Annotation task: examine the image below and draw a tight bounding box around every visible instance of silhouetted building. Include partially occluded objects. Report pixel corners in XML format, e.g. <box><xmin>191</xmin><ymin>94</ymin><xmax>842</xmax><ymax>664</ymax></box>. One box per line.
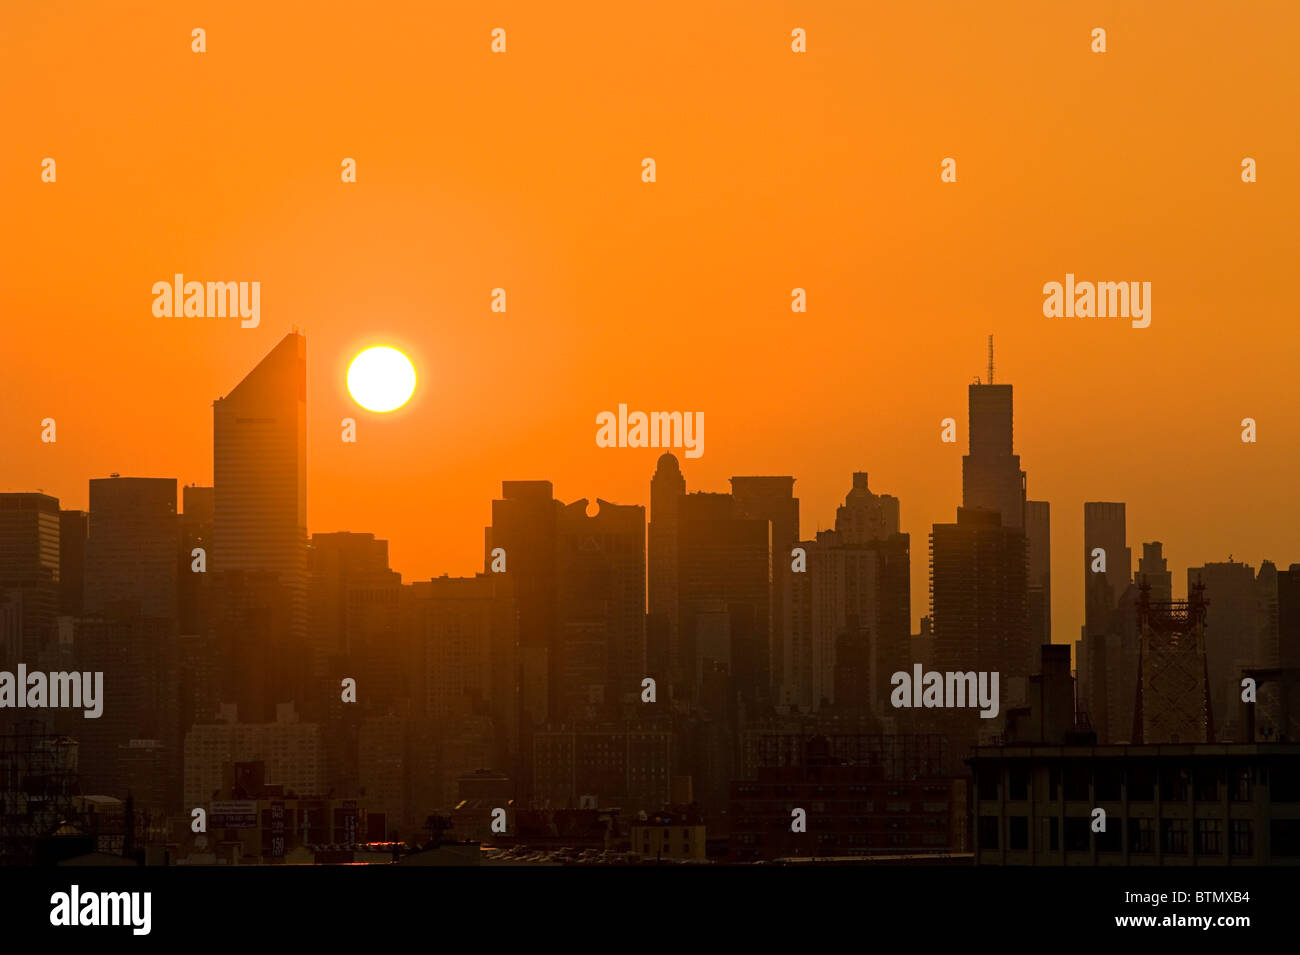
<box><xmin>308</xmin><ymin>531</ymin><xmax>403</xmax><ymax>708</ymax></box>
<box><xmin>178</xmin><ymin>485</ymin><xmax>213</xmax><ymax>637</ymax></box>
<box><xmin>213</xmin><ymin>331</ymin><xmax>308</xmax><ymax>678</ymax></box>
<box><xmin>961</xmin><ymin>351</ymin><xmax>1025</xmax><ymax>530</ymax></box>
<box><xmin>533</xmin><ymin>722</ymin><xmax>672</xmax><ymax>813</ymax></box>
<box><xmin>81</xmin><ymin>476</ymin><xmax>180</xmax><ymax>804</ymax></box>
<box><xmin>730</xmin><ymin>743</ymin><xmax>967</xmax><ymax>861</ymax></box>
<box><xmin>1083</xmin><ymin>503</ymin><xmax>1130</xmax><ymax>634</ymax></box>
<box><xmin>0</xmin><ymin>493</ymin><xmax>61</xmax><ymax>662</ymax></box>
<box><xmin>85</xmin><ymin>476</ymin><xmax>178</xmax><ymax>622</ymax></box>
<box><xmin>677</xmin><ymin>492</ymin><xmax>771</xmax><ymax>712</ymax></box>
<box><xmin>648</xmin><ymin>454</ymin><xmax>686</xmax><ymax>696</ymax></box>
<box><xmin>1136</xmin><ymin>541</ymin><xmax>1172</xmax><ymax>602</ymax></box>
<box><xmin>1025</xmin><ymin>500</ymin><xmax>1051</xmax><ymax>646</ymax></box>
<box><xmin>1191</xmin><ymin>559</ymin><xmax>1259</xmax><ymax>742</ymax></box>
<box><xmin>730</xmin><ymin>475</ymin><xmax>798</xmax><ymax>713</ymax></box>
<box><xmin>930</xmin><ymin>506</ymin><xmax>1032</xmax><ymax>686</ymax></box>
<box><xmin>555</xmin><ymin>499</ymin><xmax>645</xmax><ymax>721</ymax></box>
<box><xmin>1079</xmin><ymin>502</ymin><xmax>1131</xmax><ymax>741</ymax></box>
<box><xmin>791</xmin><ymin>474</ymin><xmax>910</xmax><ymax>717</ymax></box>
<box><xmin>971</xmin><ymin>742</ymin><xmax>1300</xmax><ymax>865</ymax></box>
<box><xmin>57</xmin><ymin>509</ymin><xmax>86</xmax><ymax>619</ymax></box>
<box><xmin>183</xmin><ymin>702</ymin><xmax>324</xmax><ymax>811</ymax></box>
<box><xmin>486</xmin><ymin>481</ymin><xmax>560</xmax><ymax>728</ymax></box>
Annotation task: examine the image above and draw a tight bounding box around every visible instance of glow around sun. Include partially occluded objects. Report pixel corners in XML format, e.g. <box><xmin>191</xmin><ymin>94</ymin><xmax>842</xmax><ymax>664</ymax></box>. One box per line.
<box><xmin>347</xmin><ymin>346</ymin><xmax>416</xmax><ymax>412</ymax></box>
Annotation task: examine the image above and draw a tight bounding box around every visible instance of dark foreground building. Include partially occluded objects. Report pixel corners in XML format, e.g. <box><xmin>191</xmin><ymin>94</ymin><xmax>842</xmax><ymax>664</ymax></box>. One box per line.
<box><xmin>969</xmin><ymin>742</ymin><xmax>1300</xmax><ymax>865</ymax></box>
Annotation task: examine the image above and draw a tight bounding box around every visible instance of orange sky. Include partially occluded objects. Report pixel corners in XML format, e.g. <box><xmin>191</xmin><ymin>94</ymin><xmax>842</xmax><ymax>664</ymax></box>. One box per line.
<box><xmin>3</xmin><ymin>1</ymin><xmax>1298</xmax><ymax>645</ymax></box>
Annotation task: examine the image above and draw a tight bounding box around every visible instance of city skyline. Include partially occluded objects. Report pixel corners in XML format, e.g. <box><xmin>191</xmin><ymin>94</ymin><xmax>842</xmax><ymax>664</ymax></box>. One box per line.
<box><xmin>6</xmin><ymin>4</ymin><xmax>1298</xmax><ymax>651</ymax></box>
<box><xmin>5</xmin><ymin>329</ymin><xmax>1289</xmax><ymax>653</ymax></box>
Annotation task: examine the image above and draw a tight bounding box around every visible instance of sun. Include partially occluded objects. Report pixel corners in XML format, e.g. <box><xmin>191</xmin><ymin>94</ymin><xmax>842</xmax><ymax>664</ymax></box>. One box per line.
<box><xmin>347</xmin><ymin>346</ymin><xmax>416</xmax><ymax>412</ymax></box>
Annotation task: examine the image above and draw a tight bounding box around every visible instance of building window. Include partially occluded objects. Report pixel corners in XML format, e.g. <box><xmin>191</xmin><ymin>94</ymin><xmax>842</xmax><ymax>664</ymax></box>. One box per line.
<box><xmin>1064</xmin><ymin>816</ymin><xmax>1090</xmax><ymax>852</ymax></box>
<box><xmin>1009</xmin><ymin>766</ymin><xmax>1029</xmax><ymax>801</ymax></box>
<box><xmin>1230</xmin><ymin>819</ymin><xmax>1253</xmax><ymax>856</ymax></box>
<box><xmin>1194</xmin><ymin>768</ymin><xmax>1222</xmax><ymax>803</ymax></box>
<box><xmin>1195</xmin><ymin>819</ymin><xmax>1222</xmax><ymax>855</ymax></box>
<box><xmin>1127</xmin><ymin>817</ymin><xmax>1154</xmax><ymax>854</ymax></box>
<box><xmin>1097</xmin><ymin>818</ymin><xmax>1122</xmax><ymax>853</ymax></box>
<box><xmin>1046</xmin><ymin>817</ymin><xmax>1059</xmax><ymax>851</ymax></box>
<box><xmin>1008</xmin><ymin>816</ymin><xmax>1028</xmax><ymax>850</ymax></box>
<box><xmin>977</xmin><ymin>768</ymin><xmax>999</xmax><ymax>801</ymax></box>
<box><xmin>1064</xmin><ymin>766</ymin><xmax>1090</xmax><ymax>802</ymax></box>
<box><xmin>1160</xmin><ymin>819</ymin><xmax>1187</xmax><ymax>854</ymax></box>
<box><xmin>1095</xmin><ymin>763</ymin><xmax>1122</xmax><ymax>802</ymax></box>
<box><xmin>978</xmin><ymin>816</ymin><xmax>999</xmax><ymax>850</ymax></box>
<box><xmin>1127</xmin><ymin>766</ymin><xmax>1155</xmax><ymax>802</ymax></box>
<box><xmin>1230</xmin><ymin>766</ymin><xmax>1253</xmax><ymax>802</ymax></box>
<box><xmin>1159</xmin><ymin>768</ymin><xmax>1189</xmax><ymax>803</ymax></box>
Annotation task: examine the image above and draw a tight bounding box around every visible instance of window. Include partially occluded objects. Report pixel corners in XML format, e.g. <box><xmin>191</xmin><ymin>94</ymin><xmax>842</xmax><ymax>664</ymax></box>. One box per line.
<box><xmin>1128</xmin><ymin>818</ymin><xmax>1154</xmax><ymax>854</ymax></box>
<box><xmin>1194</xmin><ymin>768</ymin><xmax>1222</xmax><ymax>803</ymax></box>
<box><xmin>978</xmin><ymin>816</ymin><xmax>999</xmax><ymax>850</ymax></box>
<box><xmin>1230</xmin><ymin>819</ymin><xmax>1253</xmax><ymax>856</ymax></box>
<box><xmin>1065</xmin><ymin>817</ymin><xmax>1090</xmax><ymax>852</ymax></box>
<box><xmin>1128</xmin><ymin>765</ymin><xmax>1155</xmax><ymax>802</ymax></box>
<box><xmin>1095</xmin><ymin>763</ymin><xmax>1122</xmax><ymax>802</ymax></box>
<box><xmin>1046</xmin><ymin>817</ymin><xmax>1059</xmax><ymax>851</ymax></box>
<box><xmin>1097</xmin><ymin>818</ymin><xmax>1122</xmax><ymax>853</ymax></box>
<box><xmin>1009</xmin><ymin>766</ymin><xmax>1029</xmax><ymax>801</ymax></box>
<box><xmin>1160</xmin><ymin>819</ymin><xmax>1187</xmax><ymax>854</ymax></box>
<box><xmin>1064</xmin><ymin>766</ymin><xmax>1090</xmax><ymax>802</ymax></box>
<box><xmin>1230</xmin><ymin>765</ymin><xmax>1253</xmax><ymax>802</ymax></box>
<box><xmin>1009</xmin><ymin>816</ymin><xmax>1028</xmax><ymax>850</ymax></box>
<box><xmin>1159</xmin><ymin>767</ymin><xmax>1189</xmax><ymax>802</ymax></box>
<box><xmin>1049</xmin><ymin>767</ymin><xmax>1061</xmax><ymax>801</ymax></box>
<box><xmin>1195</xmin><ymin>819</ymin><xmax>1222</xmax><ymax>855</ymax></box>
<box><xmin>978</xmin><ymin>768</ymin><xmax>999</xmax><ymax>801</ymax></box>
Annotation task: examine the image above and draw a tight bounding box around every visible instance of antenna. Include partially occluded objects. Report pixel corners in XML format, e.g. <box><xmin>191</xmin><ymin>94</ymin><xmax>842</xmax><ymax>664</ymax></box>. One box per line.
<box><xmin>987</xmin><ymin>334</ymin><xmax>994</xmax><ymax>385</ymax></box>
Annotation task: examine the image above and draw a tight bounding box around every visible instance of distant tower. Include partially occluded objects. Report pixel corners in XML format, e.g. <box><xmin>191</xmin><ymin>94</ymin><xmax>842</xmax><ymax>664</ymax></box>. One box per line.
<box><xmin>649</xmin><ymin>454</ymin><xmax>686</xmax><ymax>696</ymax></box>
<box><xmin>1133</xmin><ymin>582</ymin><xmax>1213</xmax><ymax>743</ymax></box>
<box><xmin>962</xmin><ymin>338</ymin><xmax>1026</xmax><ymax>529</ymax></box>
<box><xmin>213</xmin><ymin>332</ymin><xmax>308</xmax><ymax>648</ymax></box>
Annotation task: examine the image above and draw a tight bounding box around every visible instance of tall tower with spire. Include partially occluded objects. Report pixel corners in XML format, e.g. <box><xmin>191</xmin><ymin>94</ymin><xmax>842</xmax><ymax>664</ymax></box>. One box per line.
<box><xmin>961</xmin><ymin>336</ymin><xmax>1026</xmax><ymax>529</ymax></box>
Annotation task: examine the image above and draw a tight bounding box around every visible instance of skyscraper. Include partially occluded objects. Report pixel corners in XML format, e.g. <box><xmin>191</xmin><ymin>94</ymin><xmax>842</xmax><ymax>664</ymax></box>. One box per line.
<box><xmin>213</xmin><ymin>332</ymin><xmax>308</xmax><ymax>651</ymax></box>
<box><xmin>795</xmin><ymin>474</ymin><xmax>910</xmax><ymax>717</ymax></box>
<box><xmin>961</xmin><ymin>344</ymin><xmax>1026</xmax><ymax>530</ymax></box>
<box><xmin>555</xmin><ymin>498</ymin><xmax>645</xmax><ymax>722</ymax></box>
<box><xmin>1079</xmin><ymin>502</ymin><xmax>1131</xmax><ymax>740</ymax></box>
<box><xmin>677</xmin><ymin>492</ymin><xmax>772</xmax><ymax>709</ymax></box>
<box><xmin>1135</xmin><ymin>541</ymin><xmax>1173</xmax><ymax>602</ymax></box>
<box><xmin>1189</xmin><ymin>559</ymin><xmax>1259</xmax><ymax>742</ymax></box>
<box><xmin>1083</xmin><ymin>502</ymin><xmax>1130</xmax><ymax>635</ymax></box>
<box><xmin>730</xmin><ymin>475</ymin><xmax>798</xmax><ymax>710</ymax></box>
<box><xmin>58</xmin><ymin>508</ymin><xmax>87</xmax><ymax>619</ymax></box>
<box><xmin>930</xmin><ymin>507</ymin><xmax>1032</xmax><ymax>684</ymax></box>
<box><xmin>308</xmin><ymin>532</ymin><xmax>404</xmax><ymax>706</ymax></box>
<box><xmin>0</xmin><ymin>493</ymin><xmax>61</xmax><ymax>661</ymax></box>
<box><xmin>1025</xmin><ymin>500</ymin><xmax>1051</xmax><ymax>646</ymax></box>
<box><xmin>648</xmin><ymin>453</ymin><xmax>686</xmax><ymax>694</ymax></box>
<box><xmin>85</xmin><ymin>476</ymin><xmax>178</xmax><ymax>622</ymax></box>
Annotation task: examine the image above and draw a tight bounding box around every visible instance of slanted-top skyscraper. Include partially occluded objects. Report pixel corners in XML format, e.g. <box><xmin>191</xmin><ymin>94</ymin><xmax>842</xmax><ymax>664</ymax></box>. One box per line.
<box><xmin>213</xmin><ymin>332</ymin><xmax>308</xmax><ymax>655</ymax></box>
